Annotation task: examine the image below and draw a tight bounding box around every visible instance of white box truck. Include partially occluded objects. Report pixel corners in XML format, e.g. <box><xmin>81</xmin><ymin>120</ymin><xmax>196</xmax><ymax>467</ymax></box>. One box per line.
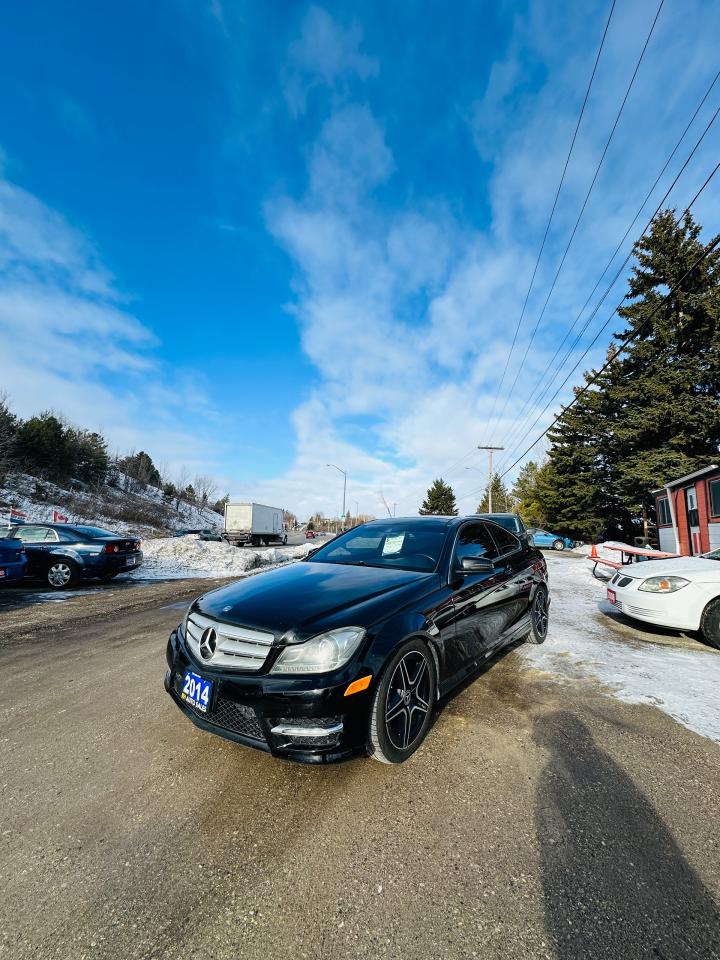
<box><xmin>223</xmin><ymin>502</ymin><xmax>288</xmax><ymax>547</ymax></box>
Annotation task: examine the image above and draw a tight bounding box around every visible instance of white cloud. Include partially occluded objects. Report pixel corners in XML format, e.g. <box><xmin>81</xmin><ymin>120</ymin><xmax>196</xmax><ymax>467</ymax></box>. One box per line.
<box><xmin>255</xmin><ymin>0</ymin><xmax>720</xmax><ymax>518</ymax></box>
<box><xmin>0</xmin><ymin>167</ymin><xmax>225</xmax><ymax>482</ymax></box>
<box><xmin>283</xmin><ymin>5</ymin><xmax>378</xmax><ymax>115</ymax></box>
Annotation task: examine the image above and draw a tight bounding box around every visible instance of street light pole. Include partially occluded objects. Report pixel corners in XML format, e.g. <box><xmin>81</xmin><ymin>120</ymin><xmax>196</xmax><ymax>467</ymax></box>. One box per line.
<box><xmin>326</xmin><ymin>464</ymin><xmax>347</xmax><ymax>526</ymax></box>
<box><xmin>477</xmin><ymin>445</ymin><xmax>504</xmax><ymax>514</ymax></box>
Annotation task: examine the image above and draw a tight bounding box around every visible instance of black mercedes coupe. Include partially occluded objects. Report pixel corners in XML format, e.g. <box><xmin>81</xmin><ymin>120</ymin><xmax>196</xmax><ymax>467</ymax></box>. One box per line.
<box><xmin>164</xmin><ymin>515</ymin><xmax>550</xmax><ymax>764</ymax></box>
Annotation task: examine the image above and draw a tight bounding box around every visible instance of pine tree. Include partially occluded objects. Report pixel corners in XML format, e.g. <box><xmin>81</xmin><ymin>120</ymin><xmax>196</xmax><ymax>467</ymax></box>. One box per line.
<box><xmin>541</xmin><ymin>209</ymin><xmax>720</xmax><ymax>540</ymax></box>
<box><xmin>475</xmin><ymin>473</ymin><xmax>512</xmax><ymax>513</ymax></box>
<box><xmin>609</xmin><ymin>210</ymin><xmax>720</xmax><ymax>521</ymax></box>
<box><xmin>419</xmin><ymin>478</ymin><xmax>458</xmax><ymax>515</ymax></box>
<box><xmin>511</xmin><ymin>461</ymin><xmax>547</xmax><ymax>526</ymax></box>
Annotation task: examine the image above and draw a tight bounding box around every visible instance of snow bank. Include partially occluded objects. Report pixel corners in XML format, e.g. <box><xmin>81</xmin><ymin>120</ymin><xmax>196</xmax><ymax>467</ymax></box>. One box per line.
<box><xmin>129</xmin><ymin>536</ymin><xmax>314</xmax><ymax>580</ymax></box>
<box><xmin>520</xmin><ymin>553</ymin><xmax>720</xmax><ymax>744</ymax></box>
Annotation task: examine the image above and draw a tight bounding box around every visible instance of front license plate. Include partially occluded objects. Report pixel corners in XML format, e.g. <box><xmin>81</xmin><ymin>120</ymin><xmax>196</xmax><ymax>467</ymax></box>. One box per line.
<box><xmin>607</xmin><ymin>588</ymin><xmax>616</xmax><ymax>605</ymax></box>
<box><xmin>181</xmin><ymin>670</ymin><xmax>213</xmax><ymax>713</ymax></box>
<box><xmin>126</xmin><ymin>557</ymin><xmax>136</xmax><ymax>565</ymax></box>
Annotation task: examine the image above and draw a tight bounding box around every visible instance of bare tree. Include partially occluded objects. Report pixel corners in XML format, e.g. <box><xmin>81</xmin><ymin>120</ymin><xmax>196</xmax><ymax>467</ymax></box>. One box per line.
<box><xmin>194</xmin><ymin>474</ymin><xmax>217</xmax><ymax>509</ymax></box>
<box><xmin>174</xmin><ymin>466</ymin><xmax>190</xmax><ymax>510</ymax></box>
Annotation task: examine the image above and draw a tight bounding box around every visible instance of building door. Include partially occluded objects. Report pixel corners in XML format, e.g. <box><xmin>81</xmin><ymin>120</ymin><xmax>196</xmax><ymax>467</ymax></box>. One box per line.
<box><xmin>686</xmin><ymin>487</ymin><xmax>701</xmax><ymax>555</ymax></box>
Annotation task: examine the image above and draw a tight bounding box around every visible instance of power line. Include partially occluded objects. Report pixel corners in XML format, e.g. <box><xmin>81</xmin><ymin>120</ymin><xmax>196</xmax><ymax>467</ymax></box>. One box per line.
<box><xmin>454</xmin><ymin>159</ymin><xmax>720</xmax><ymax>502</ymax></box>
<box><xmin>487</xmin><ymin>0</ymin><xmax>665</xmax><ymax>444</ymax></box>
<box><xmin>498</xmin><ymin>232</ymin><xmax>720</xmax><ymax>480</ymax></box>
<box><xmin>495</xmin><ymin>80</ymin><xmax>720</xmax><ymax>473</ymax></box>
<box><xmin>482</xmin><ymin>0</ymin><xmax>618</xmax><ymax>441</ymax></box>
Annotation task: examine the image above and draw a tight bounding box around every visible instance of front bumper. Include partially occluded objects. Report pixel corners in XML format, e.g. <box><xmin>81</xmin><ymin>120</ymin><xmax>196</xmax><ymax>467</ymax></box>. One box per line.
<box><xmin>164</xmin><ymin>628</ymin><xmax>372</xmax><ymax>763</ymax></box>
<box><xmin>607</xmin><ymin>581</ymin><xmax>701</xmax><ymax>631</ymax></box>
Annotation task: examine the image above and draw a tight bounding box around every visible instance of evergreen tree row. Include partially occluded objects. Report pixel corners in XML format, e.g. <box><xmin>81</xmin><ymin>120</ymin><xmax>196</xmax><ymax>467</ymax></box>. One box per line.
<box><xmin>512</xmin><ymin>210</ymin><xmax>720</xmax><ymax>541</ymax></box>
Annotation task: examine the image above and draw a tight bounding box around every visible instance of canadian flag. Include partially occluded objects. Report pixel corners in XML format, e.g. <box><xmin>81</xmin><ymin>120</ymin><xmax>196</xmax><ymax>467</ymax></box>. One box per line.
<box><xmin>53</xmin><ymin>510</ymin><xmax>69</xmax><ymax>523</ymax></box>
<box><xmin>10</xmin><ymin>508</ymin><xmax>28</xmax><ymax>520</ymax></box>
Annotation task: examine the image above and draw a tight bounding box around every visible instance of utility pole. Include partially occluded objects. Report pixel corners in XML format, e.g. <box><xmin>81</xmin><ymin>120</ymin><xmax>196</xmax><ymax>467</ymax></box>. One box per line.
<box><xmin>326</xmin><ymin>464</ymin><xmax>347</xmax><ymax>527</ymax></box>
<box><xmin>392</xmin><ymin>503</ymin><xmax>397</xmax><ymax>517</ymax></box>
<box><xmin>477</xmin><ymin>445</ymin><xmax>504</xmax><ymax>514</ymax></box>
<box><xmin>353</xmin><ymin>499</ymin><xmax>359</xmax><ymax>519</ymax></box>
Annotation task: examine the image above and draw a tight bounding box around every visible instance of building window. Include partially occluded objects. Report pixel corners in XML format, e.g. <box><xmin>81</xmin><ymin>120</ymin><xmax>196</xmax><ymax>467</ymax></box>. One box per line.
<box><xmin>657</xmin><ymin>497</ymin><xmax>672</xmax><ymax>526</ymax></box>
<box><xmin>710</xmin><ymin>479</ymin><xmax>720</xmax><ymax>518</ymax></box>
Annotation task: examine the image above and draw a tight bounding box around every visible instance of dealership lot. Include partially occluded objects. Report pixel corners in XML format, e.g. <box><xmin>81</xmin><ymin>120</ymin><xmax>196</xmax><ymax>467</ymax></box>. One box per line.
<box><xmin>2</xmin><ymin>558</ymin><xmax>720</xmax><ymax>959</ymax></box>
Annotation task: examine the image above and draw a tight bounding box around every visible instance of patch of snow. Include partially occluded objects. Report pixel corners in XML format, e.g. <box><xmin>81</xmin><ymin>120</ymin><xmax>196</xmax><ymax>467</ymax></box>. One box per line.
<box><xmin>521</xmin><ymin>554</ymin><xmax>720</xmax><ymax>744</ymax></box>
<box><xmin>128</xmin><ymin>536</ymin><xmax>314</xmax><ymax>580</ymax></box>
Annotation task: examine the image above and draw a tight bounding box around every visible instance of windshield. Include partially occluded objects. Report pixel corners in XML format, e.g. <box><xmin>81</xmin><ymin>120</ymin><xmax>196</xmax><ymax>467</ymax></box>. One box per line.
<box><xmin>307</xmin><ymin>520</ymin><xmax>448</xmax><ymax>572</ymax></box>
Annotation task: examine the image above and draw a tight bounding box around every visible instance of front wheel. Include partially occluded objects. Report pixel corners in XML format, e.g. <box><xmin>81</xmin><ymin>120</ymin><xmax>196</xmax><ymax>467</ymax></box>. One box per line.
<box><xmin>552</xmin><ymin>539</ymin><xmax>565</xmax><ymax>551</ymax></box>
<box><xmin>368</xmin><ymin>639</ymin><xmax>436</xmax><ymax>764</ymax></box>
<box><xmin>700</xmin><ymin>599</ymin><xmax>720</xmax><ymax>650</ymax></box>
<box><xmin>524</xmin><ymin>587</ymin><xmax>549</xmax><ymax>644</ymax></box>
<box><xmin>46</xmin><ymin>559</ymin><xmax>79</xmax><ymax>590</ymax></box>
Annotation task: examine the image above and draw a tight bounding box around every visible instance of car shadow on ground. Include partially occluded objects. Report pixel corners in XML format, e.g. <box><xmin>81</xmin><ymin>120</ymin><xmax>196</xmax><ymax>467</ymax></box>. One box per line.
<box><xmin>534</xmin><ymin>711</ymin><xmax>720</xmax><ymax>959</ymax></box>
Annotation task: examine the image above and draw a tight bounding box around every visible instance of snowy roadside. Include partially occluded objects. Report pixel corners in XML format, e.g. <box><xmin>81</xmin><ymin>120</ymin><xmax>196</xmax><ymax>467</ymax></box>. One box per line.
<box><xmin>127</xmin><ymin>536</ymin><xmax>314</xmax><ymax>580</ymax></box>
<box><xmin>521</xmin><ymin>553</ymin><xmax>720</xmax><ymax>743</ymax></box>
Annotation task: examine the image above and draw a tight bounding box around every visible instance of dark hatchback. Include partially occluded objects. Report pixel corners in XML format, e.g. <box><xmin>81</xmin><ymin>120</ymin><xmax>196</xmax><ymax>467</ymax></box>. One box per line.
<box><xmin>165</xmin><ymin>516</ymin><xmax>549</xmax><ymax>764</ymax></box>
<box><xmin>6</xmin><ymin>523</ymin><xmax>142</xmax><ymax>589</ymax></box>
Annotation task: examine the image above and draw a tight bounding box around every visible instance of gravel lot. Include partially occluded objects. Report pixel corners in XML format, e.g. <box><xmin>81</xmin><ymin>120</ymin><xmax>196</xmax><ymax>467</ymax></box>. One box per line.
<box><xmin>1</xmin><ymin>568</ymin><xmax>719</xmax><ymax>959</ymax></box>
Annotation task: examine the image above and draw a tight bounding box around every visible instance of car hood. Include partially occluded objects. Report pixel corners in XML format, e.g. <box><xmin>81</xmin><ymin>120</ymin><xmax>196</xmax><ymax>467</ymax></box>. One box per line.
<box><xmin>196</xmin><ymin>560</ymin><xmax>438</xmax><ymax>637</ymax></box>
<box><xmin>621</xmin><ymin>557</ymin><xmax>720</xmax><ymax>580</ymax></box>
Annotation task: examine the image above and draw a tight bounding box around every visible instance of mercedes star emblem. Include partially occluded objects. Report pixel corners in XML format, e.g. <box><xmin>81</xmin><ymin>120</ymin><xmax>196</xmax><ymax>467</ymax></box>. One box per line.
<box><xmin>199</xmin><ymin>627</ymin><xmax>217</xmax><ymax>661</ymax></box>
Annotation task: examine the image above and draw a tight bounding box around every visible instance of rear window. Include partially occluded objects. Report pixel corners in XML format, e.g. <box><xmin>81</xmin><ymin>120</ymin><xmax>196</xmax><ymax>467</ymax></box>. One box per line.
<box><xmin>70</xmin><ymin>526</ymin><xmax>117</xmax><ymax>538</ymax></box>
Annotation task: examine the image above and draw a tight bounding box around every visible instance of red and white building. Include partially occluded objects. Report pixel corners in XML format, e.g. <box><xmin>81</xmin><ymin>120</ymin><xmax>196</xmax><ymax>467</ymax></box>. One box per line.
<box><xmin>654</xmin><ymin>464</ymin><xmax>720</xmax><ymax>556</ymax></box>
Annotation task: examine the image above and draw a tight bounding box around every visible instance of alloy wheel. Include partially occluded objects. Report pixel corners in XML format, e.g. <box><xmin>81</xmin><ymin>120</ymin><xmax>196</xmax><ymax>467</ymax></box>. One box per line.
<box><xmin>385</xmin><ymin>651</ymin><xmax>432</xmax><ymax>750</ymax></box>
<box><xmin>533</xmin><ymin>590</ymin><xmax>549</xmax><ymax>638</ymax></box>
<box><xmin>48</xmin><ymin>563</ymin><xmax>73</xmax><ymax>588</ymax></box>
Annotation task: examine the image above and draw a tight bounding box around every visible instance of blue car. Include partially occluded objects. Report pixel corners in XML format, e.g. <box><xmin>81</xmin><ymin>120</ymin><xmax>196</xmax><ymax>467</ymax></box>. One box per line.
<box><xmin>5</xmin><ymin>523</ymin><xmax>142</xmax><ymax>589</ymax></box>
<box><xmin>0</xmin><ymin>534</ymin><xmax>28</xmax><ymax>584</ymax></box>
<box><xmin>527</xmin><ymin>527</ymin><xmax>574</xmax><ymax>551</ymax></box>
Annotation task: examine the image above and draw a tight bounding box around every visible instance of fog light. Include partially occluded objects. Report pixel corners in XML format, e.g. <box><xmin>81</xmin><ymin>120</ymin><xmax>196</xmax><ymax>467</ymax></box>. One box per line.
<box><xmin>270</xmin><ymin>717</ymin><xmax>343</xmax><ymax>748</ymax></box>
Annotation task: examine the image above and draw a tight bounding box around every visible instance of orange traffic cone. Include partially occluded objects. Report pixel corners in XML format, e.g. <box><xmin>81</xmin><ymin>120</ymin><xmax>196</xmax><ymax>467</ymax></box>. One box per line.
<box><xmin>589</xmin><ymin>543</ymin><xmax>598</xmax><ymax>559</ymax></box>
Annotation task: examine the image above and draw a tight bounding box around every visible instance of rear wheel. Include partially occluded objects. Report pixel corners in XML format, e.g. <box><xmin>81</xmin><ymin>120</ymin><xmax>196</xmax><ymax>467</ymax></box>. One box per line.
<box><xmin>523</xmin><ymin>587</ymin><xmax>549</xmax><ymax>644</ymax></box>
<box><xmin>552</xmin><ymin>539</ymin><xmax>565</xmax><ymax>551</ymax></box>
<box><xmin>700</xmin><ymin>599</ymin><xmax>720</xmax><ymax>650</ymax></box>
<box><xmin>368</xmin><ymin>639</ymin><xmax>436</xmax><ymax>764</ymax></box>
<box><xmin>100</xmin><ymin>572</ymin><xmax>119</xmax><ymax>583</ymax></box>
<box><xmin>46</xmin><ymin>559</ymin><xmax>79</xmax><ymax>590</ymax></box>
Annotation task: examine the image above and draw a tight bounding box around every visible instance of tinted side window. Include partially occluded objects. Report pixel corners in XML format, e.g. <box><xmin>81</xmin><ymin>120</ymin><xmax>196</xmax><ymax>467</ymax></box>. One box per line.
<box><xmin>454</xmin><ymin>522</ymin><xmax>498</xmax><ymax>567</ymax></box>
<box><xmin>489</xmin><ymin>524</ymin><xmax>520</xmax><ymax>555</ymax></box>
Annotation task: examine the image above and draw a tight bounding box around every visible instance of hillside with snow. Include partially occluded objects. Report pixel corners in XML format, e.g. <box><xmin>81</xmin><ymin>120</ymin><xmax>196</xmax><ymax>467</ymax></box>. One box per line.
<box><xmin>0</xmin><ymin>472</ymin><xmax>222</xmax><ymax>536</ymax></box>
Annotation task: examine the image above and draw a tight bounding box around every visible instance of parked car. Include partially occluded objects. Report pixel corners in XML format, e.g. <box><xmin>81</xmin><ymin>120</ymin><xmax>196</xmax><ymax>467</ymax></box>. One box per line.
<box><xmin>527</xmin><ymin>527</ymin><xmax>574</xmax><ymax>551</ymax></box>
<box><xmin>606</xmin><ymin>551</ymin><xmax>720</xmax><ymax>648</ymax></box>
<box><xmin>6</xmin><ymin>523</ymin><xmax>142</xmax><ymax>589</ymax></box>
<box><xmin>305</xmin><ymin>530</ymin><xmax>317</xmax><ymax>539</ymax></box>
<box><xmin>165</xmin><ymin>515</ymin><xmax>549</xmax><ymax>764</ymax></box>
<box><xmin>476</xmin><ymin>513</ymin><xmax>529</xmax><ymax>543</ymax></box>
<box><xmin>0</xmin><ymin>534</ymin><xmax>28</xmax><ymax>584</ymax></box>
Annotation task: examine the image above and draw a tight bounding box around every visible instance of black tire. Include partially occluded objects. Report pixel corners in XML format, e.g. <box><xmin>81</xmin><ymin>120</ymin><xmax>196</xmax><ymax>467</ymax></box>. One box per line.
<box><xmin>523</xmin><ymin>587</ymin><xmax>550</xmax><ymax>644</ymax></box>
<box><xmin>251</xmin><ymin>536</ymin><xmax>260</xmax><ymax>547</ymax></box>
<box><xmin>368</xmin><ymin>638</ymin><xmax>436</xmax><ymax>764</ymax></box>
<box><xmin>552</xmin><ymin>539</ymin><xmax>565</xmax><ymax>551</ymax></box>
<box><xmin>46</xmin><ymin>558</ymin><xmax>80</xmax><ymax>590</ymax></box>
<box><xmin>700</xmin><ymin>599</ymin><xmax>720</xmax><ymax>650</ymax></box>
<box><xmin>282</xmin><ymin>535</ymin><xmax>288</xmax><ymax>545</ymax></box>
<box><xmin>100</xmin><ymin>572</ymin><xmax>119</xmax><ymax>583</ymax></box>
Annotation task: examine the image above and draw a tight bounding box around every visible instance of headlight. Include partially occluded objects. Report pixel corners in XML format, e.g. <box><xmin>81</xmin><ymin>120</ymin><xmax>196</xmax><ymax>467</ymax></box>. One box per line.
<box><xmin>638</xmin><ymin>576</ymin><xmax>689</xmax><ymax>594</ymax></box>
<box><xmin>270</xmin><ymin>626</ymin><xmax>366</xmax><ymax>675</ymax></box>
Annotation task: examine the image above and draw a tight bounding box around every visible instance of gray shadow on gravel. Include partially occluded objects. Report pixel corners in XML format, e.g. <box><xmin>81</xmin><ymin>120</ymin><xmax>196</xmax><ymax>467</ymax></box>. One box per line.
<box><xmin>534</xmin><ymin>713</ymin><xmax>720</xmax><ymax>960</ymax></box>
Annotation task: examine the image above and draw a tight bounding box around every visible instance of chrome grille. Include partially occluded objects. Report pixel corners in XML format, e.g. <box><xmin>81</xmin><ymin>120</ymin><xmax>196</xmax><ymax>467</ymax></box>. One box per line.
<box><xmin>185</xmin><ymin>611</ymin><xmax>275</xmax><ymax>671</ymax></box>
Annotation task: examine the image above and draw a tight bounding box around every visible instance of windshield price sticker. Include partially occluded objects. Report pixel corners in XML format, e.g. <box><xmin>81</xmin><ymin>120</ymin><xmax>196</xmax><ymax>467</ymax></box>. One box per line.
<box><xmin>382</xmin><ymin>534</ymin><xmax>405</xmax><ymax>555</ymax></box>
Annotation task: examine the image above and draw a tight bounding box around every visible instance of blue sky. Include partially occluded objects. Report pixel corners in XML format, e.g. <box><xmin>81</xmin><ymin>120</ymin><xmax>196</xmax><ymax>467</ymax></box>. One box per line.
<box><xmin>0</xmin><ymin>0</ymin><xmax>718</xmax><ymax>518</ymax></box>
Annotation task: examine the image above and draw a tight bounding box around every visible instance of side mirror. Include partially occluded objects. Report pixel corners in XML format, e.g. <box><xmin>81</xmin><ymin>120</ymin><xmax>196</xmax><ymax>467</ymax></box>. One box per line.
<box><xmin>460</xmin><ymin>556</ymin><xmax>495</xmax><ymax>573</ymax></box>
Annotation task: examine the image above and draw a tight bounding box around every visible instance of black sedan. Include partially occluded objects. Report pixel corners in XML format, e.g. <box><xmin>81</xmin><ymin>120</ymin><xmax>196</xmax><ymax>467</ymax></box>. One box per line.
<box><xmin>6</xmin><ymin>523</ymin><xmax>142</xmax><ymax>589</ymax></box>
<box><xmin>165</xmin><ymin>516</ymin><xmax>549</xmax><ymax>764</ymax></box>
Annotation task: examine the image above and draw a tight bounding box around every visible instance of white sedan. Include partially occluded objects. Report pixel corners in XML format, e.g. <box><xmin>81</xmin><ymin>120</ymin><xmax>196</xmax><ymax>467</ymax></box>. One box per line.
<box><xmin>606</xmin><ymin>551</ymin><xmax>720</xmax><ymax>649</ymax></box>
